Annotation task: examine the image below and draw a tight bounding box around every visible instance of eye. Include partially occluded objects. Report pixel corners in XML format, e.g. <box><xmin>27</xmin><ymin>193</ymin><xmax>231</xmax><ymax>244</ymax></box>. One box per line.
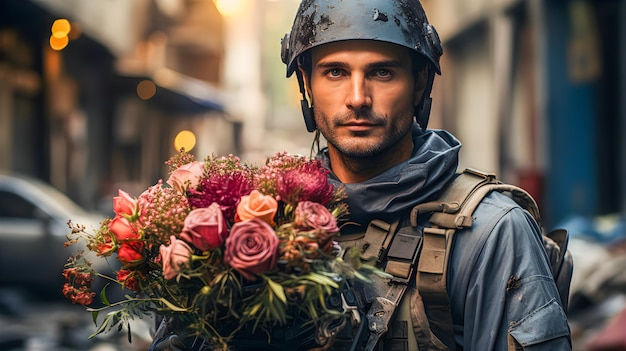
<box><xmin>374</xmin><ymin>69</ymin><xmax>392</xmax><ymax>78</ymax></box>
<box><xmin>326</xmin><ymin>68</ymin><xmax>343</xmax><ymax>77</ymax></box>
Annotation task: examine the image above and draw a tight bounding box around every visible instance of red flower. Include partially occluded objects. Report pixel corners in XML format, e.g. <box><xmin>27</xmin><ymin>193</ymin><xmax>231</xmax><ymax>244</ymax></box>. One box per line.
<box><xmin>96</xmin><ymin>233</ymin><xmax>116</xmax><ymax>257</ymax></box>
<box><xmin>62</xmin><ymin>283</ymin><xmax>95</xmax><ymax>305</ymax></box>
<box><xmin>62</xmin><ymin>267</ymin><xmax>94</xmax><ymax>287</ymax></box>
<box><xmin>117</xmin><ymin>241</ymin><xmax>145</xmax><ymax>266</ymax></box>
<box><xmin>117</xmin><ymin>269</ymin><xmax>140</xmax><ymax>291</ymax></box>
<box><xmin>62</xmin><ymin>267</ymin><xmax>77</xmax><ymax>281</ymax></box>
<box><xmin>109</xmin><ymin>216</ymin><xmax>140</xmax><ymax>241</ymax></box>
<box><xmin>188</xmin><ymin>173</ymin><xmax>255</xmax><ymax>221</ymax></box>
<box><xmin>278</xmin><ymin>161</ymin><xmax>334</xmax><ymax>205</ymax></box>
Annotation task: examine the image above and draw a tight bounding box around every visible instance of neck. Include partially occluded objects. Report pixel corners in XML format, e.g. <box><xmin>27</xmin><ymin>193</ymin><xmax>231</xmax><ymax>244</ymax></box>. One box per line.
<box><xmin>328</xmin><ymin>136</ymin><xmax>414</xmax><ymax>184</ymax></box>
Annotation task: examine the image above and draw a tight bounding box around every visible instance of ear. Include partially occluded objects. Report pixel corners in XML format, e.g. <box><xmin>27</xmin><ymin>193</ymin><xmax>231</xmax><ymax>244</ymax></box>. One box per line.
<box><xmin>413</xmin><ymin>66</ymin><xmax>428</xmax><ymax>106</ymax></box>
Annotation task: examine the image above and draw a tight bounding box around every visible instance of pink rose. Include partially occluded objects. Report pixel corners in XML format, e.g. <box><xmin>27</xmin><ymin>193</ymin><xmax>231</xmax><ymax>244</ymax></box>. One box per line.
<box><xmin>180</xmin><ymin>203</ymin><xmax>228</xmax><ymax>251</ymax></box>
<box><xmin>117</xmin><ymin>241</ymin><xmax>145</xmax><ymax>266</ymax></box>
<box><xmin>109</xmin><ymin>216</ymin><xmax>140</xmax><ymax>241</ymax></box>
<box><xmin>294</xmin><ymin>201</ymin><xmax>339</xmax><ymax>234</ymax></box>
<box><xmin>160</xmin><ymin>236</ymin><xmax>193</xmax><ymax>280</ymax></box>
<box><xmin>167</xmin><ymin>161</ymin><xmax>205</xmax><ymax>193</ymax></box>
<box><xmin>224</xmin><ymin>218</ymin><xmax>279</xmax><ymax>281</ymax></box>
<box><xmin>235</xmin><ymin>190</ymin><xmax>278</xmax><ymax>225</ymax></box>
<box><xmin>113</xmin><ymin>189</ymin><xmax>137</xmax><ymax>217</ymax></box>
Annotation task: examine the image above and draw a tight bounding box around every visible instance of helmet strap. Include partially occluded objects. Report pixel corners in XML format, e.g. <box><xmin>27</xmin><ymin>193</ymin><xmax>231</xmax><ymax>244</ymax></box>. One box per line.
<box><xmin>416</xmin><ymin>67</ymin><xmax>436</xmax><ymax>131</ymax></box>
<box><xmin>301</xmin><ymin>99</ymin><xmax>316</xmax><ymax>133</ymax></box>
<box><xmin>296</xmin><ymin>70</ymin><xmax>317</xmax><ymax>132</ymax></box>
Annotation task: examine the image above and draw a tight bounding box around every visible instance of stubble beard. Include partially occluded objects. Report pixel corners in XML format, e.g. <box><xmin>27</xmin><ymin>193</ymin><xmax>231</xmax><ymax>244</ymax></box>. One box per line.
<box><xmin>316</xmin><ymin>110</ymin><xmax>414</xmax><ymax>160</ymax></box>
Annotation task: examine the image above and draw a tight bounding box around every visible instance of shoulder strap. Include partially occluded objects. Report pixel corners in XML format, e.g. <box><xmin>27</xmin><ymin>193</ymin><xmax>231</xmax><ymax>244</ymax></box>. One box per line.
<box><xmin>410</xmin><ymin>169</ymin><xmax>543</xmax><ymax>350</ymax></box>
<box><xmin>411</xmin><ymin>168</ymin><xmax>541</xmax><ymax>229</ymax></box>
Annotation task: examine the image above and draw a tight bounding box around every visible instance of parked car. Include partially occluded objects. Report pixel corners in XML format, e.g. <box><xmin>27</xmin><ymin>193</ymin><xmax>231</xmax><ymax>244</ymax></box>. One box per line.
<box><xmin>0</xmin><ymin>172</ymin><xmax>116</xmax><ymax>300</ymax></box>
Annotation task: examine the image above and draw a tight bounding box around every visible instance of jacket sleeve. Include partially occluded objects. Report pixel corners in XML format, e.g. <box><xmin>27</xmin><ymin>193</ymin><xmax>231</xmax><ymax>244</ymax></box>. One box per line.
<box><xmin>448</xmin><ymin>192</ymin><xmax>571</xmax><ymax>350</ymax></box>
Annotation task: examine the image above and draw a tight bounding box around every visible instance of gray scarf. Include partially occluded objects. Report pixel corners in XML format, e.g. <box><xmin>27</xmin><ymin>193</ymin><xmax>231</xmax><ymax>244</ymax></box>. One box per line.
<box><xmin>317</xmin><ymin>124</ymin><xmax>461</xmax><ymax>228</ymax></box>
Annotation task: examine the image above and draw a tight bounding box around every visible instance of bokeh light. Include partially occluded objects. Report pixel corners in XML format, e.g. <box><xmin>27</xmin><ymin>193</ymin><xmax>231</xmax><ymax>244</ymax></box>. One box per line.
<box><xmin>50</xmin><ymin>18</ymin><xmax>71</xmax><ymax>50</ymax></box>
<box><xmin>51</xmin><ymin>19</ymin><xmax>71</xmax><ymax>38</ymax></box>
<box><xmin>136</xmin><ymin>80</ymin><xmax>157</xmax><ymax>100</ymax></box>
<box><xmin>49</xmin><ymin>34</ymin><xmax>69</xmax><ymax>51</ymax></box>
<box><xmin>174</xmin><ymin>130</ymin><xmax>196</xmax><ymax>152</ymax></box>
<box><xmin>213</xmin><ymin>0</ymin><xmax>247</xmax><ymax>17</ymax></box>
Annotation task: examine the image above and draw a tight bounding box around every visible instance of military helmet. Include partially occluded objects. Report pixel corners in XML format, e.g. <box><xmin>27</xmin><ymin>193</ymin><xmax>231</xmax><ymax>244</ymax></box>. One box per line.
<box><xmin>281</xmin><ymin>0</ymin><xmax>443</xmax><ymax>78</ymax></box>
<box><xmin>281</xmin><ymin>0</ymin><xmax>443</xmax><ymax>132</ymax></box>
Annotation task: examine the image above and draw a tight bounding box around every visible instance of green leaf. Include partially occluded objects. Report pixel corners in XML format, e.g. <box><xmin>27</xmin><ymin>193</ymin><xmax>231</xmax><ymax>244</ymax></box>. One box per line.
<box><xmin>247</xmin><ymin>303</ymin><xmax>262</xmax><ymax>317</ymax></box>
<box><xmin>266</xmin><ymin>278</ymin><xmax>287</xmax><ymax>305</ymax></box>
<box><xmin>266</xmin><ymin>299</ymin><xmax>286</xmax><ymax>324</ymax></box>
<box><xmin>100</xmin><ymin>283</ymin><xmax>111</xmax><ymax>306</ymax></box>
<box><xmin>90</xmin><ymin>312</ymin><xmax>115</xmax><ymax>338</ymax></box>
<box><xmin>158</xmin><ymin>298</ymin><xmax>188</xmax><ymax>312</ymax></box>
<box><xmin>305</xmin><ymin>272</ymin><xmax>339</xmax><ymax>289</ymax></box>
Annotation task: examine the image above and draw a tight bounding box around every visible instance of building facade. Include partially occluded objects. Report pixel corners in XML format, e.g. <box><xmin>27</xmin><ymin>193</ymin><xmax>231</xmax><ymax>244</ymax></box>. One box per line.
<box><xmin>423</xmin><ymin>0</ymin><xmax>625</xmax><ymax>228</ymax></box>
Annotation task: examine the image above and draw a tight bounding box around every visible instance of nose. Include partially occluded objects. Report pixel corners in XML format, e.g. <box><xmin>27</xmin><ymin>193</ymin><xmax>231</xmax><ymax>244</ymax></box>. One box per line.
<box><xmin>345</xmin><ymin>74</ymin><xmax>372</xmax><ymax>113</ymax></box>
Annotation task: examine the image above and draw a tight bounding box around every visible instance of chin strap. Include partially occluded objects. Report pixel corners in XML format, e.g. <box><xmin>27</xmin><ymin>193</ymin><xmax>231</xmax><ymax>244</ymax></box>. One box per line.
<box><xmin>415</xmin><ymin>67</ymin><xmax>436</xmax><ymax>131</ymax></box>
<box><xmin>301</xmin><ymin>99</ymin><xmax>316</xmax><ymax>133</ymax></box>
<box><xmin>296</xmin><ymin>70</ymin><xmax>316</xmax><ymax>132</ymax></box>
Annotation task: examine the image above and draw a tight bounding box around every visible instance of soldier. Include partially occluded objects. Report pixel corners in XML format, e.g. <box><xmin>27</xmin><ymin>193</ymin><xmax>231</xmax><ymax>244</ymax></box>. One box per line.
<box><xmin>150</xmin><ymin>0</ymin><xmax>572</xmax><ymax>349</ymax></box>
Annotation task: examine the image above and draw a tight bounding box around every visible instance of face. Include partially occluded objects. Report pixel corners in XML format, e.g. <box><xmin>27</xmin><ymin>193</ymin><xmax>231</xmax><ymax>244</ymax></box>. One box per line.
<box><xmin>302</xmin><ymin>40</ymin><xmax>425</xmax><ymax>161</ymax></box>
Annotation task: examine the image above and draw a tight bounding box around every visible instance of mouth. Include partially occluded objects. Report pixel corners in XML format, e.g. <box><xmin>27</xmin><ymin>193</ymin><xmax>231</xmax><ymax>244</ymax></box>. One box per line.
<box><xmin>341</xmin><ymin>121</ymin><xmax>381</xmax><ymax>133</ymax></box>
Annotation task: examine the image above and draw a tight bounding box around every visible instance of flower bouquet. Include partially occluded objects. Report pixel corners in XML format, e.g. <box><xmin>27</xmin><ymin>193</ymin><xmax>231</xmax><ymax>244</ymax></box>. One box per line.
<box><xmin>63</xmin><ymin>151</ymin><xmax>377</xmax><ymax>350</ymax></box>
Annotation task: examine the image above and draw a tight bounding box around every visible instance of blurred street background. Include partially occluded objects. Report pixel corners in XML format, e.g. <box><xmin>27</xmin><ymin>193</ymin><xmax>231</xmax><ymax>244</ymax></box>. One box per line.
<box><xmin>0</xmin><ymin>0</ymin><xmax>625</xmax><ymax>350</ymax></box>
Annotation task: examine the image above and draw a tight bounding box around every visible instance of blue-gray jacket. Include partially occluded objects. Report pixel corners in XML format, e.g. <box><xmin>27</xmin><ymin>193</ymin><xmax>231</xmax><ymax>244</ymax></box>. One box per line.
<box><xmin>318</xmin><ymin>124</ymin><xmax>572</xmax><ymax>350</ymax></box>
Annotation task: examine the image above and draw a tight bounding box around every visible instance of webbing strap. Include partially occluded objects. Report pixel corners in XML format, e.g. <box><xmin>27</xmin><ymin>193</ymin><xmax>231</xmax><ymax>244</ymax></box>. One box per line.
<box><xmin>417</xmin><ymin>227</ymin><xmax>457</xmax><ymax>350</ymax></box>
<box><xmin>364</xmin><ymin>283</ymin><xmax>408</xmax><ymax>351</ymax></box>
<box><xmin>411</xmin><ymin>168</ymin><xmax>544</xmax><ymax>350</ymax></box>
<box><xmin>411</xmin><ymin>169</ymin><xmax>501</xmax><ymax>350</ymax></box>
<box><xmin>411</xmin><ymin>169</ymin><xmax>498</xmax><ymax>229</ymax></box>
<box><xmin>409</xmin><ymin>289</ymin><xmax>449</xmax><ymax>351</ymax></box>
<box><xmin>344</xmin><ymin>219</ymin><xmax>421</xmax><ymax>351</ymax></box>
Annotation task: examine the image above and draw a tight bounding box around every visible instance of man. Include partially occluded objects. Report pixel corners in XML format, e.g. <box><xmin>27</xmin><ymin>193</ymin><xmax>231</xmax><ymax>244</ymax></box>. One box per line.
<box><xmin>280</xmin><ymin>0</ymin><xmax>571</xmax><ymax>350</ymax></box>
<box><xmin>151</xmin><ymin>0</ymin><xmax>571</xmax><ymax>349</ymax></box>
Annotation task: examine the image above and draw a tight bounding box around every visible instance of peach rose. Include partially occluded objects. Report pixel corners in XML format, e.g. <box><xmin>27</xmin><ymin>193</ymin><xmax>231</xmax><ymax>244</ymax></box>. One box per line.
<box><xmin>113</xmin><ymin>189</ymin><xmax>137</xmax><ymax>217</ymax></box>
<box><xmin>167</xmin><ymin>161</ymin><xmax>205</xmax><ymax>193</ymax></box>
<box><xmin>180</xmin><ymin>203</ymin><xmax>228</xmax><ymax>251</ymax></box>
<box><xmin>160</xmin><ymin>236</ymin><xmax>193</xmax><ymax>280</ymax></box>
<box><xmin>235</xmin><ymin>190</ymin><xmax>278</xmax><ymax>225</ymax></box>
<box><xmin>224</xmin><ymin>219</ymin><xmax>279</xmax><ymax>281</ymax></box>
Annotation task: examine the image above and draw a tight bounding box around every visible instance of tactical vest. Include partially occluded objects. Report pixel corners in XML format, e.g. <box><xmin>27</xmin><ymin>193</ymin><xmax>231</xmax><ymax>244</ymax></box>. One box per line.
<box><xmin>333</xmin><ymin>168</ymin><xmax>574</xmax><ymax>351</ymax></box>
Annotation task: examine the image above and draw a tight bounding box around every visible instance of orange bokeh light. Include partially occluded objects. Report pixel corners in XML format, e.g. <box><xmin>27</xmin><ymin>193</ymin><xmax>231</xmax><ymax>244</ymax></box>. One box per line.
<box><xmin>137</xmin><ymin>80</ymin><xmax>157</xmax><ymax>100</ymax></box>
<box><xmin>49</xmin><ymin>34</ymin><xmax>69</xmax><ymax>51</ymax></box>
<box><xmin>51</xmin><ymin>19</ymin><xmax>71</xmax><ymax>38</ymax></box>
